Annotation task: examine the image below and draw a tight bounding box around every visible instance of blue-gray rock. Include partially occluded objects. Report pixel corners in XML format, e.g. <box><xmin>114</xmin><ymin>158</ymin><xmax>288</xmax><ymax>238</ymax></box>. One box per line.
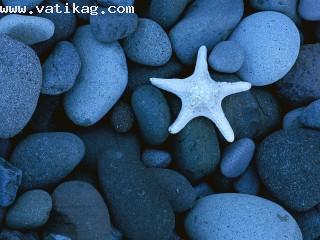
<box><xmin>90</xmin><ymin>8</ymin><xmax>138</xmax><ymax>43</ymax></box>
<box><xmin>98</xmin><ymin>133</ymin><xmax>175</xmax><ymax>240</ymax></box>
<box><xmin>298</xmin><ymin>0</ymin><xmax>320</xmax><ymax>20</ymax></box>
<box><xmin>142</xmin><ymin>149</ymin><xmax>172</xmax><ymax>168</ymax></box>
<box><xmin>123</xmin><ymin>18</ymin><xmax>172</xmax><ymax>66</ymax></box>
<box><xmin>110</xmin><ymin>101</ymin><xmax>134</xmax><ymax>133</ymax></box>
<box><xmin>0</xmin><ymin>34</ymin><xmax>42</xmax><ymax>138</ymax></box>
<box><xmin>217</xmin><ymin>74</ymin><xmax>281</xmax><ymax>139</ymax></box>
<box><xmin>0</xmin><ymin>138</ymin><xmax>11</xmax><ymax>159</ymax></box>
<box><xmin>277</xmin><ymin>44</ymin><xmax>320</xmax><ymax>106</ymax></box>
<box><xmin>0</xmin><ymin>229</ymin><xmax>25</xmax><ymax>240</ymax></box>
<box><xmin>296</xmin><ymin>208</ymin><xmax>320</xmax><ymax>240</ymax></box>
<box><xmin>66</xmin><ymin>0</ymin><xmax>97</xmax><ymax>21</ymax></box>
<box><xmin>185</xmin><ymin>193</ymin><xmax>303</xmax><ymax>239</ymax></box>
<box><xmin>0</xmin><ymin>158</ymin><xmax>22</xmax><ymax>207</ymax></box>
<box><xmin>6</xmin><ymin>190</ymin><xmax>52</xmax><ymax>229</ymax></box>
<box><xmin>299</xmin><ymin>99</ymin><xmax>320</xmax><ymax>129</ymax></box>
<box><xmin>44</xmin><ymin>234</ymin><xmax>71</xmax><ymax>240</ymax></box>
<box><xmin>97</xmin><ymin>0</ymin><xmax>134</xmax><ymax>6</ymax></box>
<box><xmin>257</xmin><ymin>129</ymin><xmax>320</xmax><ymax>211</ymax></box>
<box><xmin>64</xmin><ymin>25</ymin><xmax>128</xmax><ymax>126</ymax></box>
<box><xmin>230</xmin><ymin>11</ymin><xmax>300</xmax><ymax>86</ymax></box>
<box><xmin>131</xmin><ymin>85</ymin><xmax>171</xmax><ymax>145</ymax></box>
<box><xmin>234</xmin><ymin>166</ymin><xmax>260</xmax><ymax>195</ymax></box>
<box><xmin>220</xmin><ymin>138</ymin><xmax>255</xmax><ymax>178</ymax></box>
<box><xmin>42</xmin><ymin>41</ymin><xmax>81</xmax><ymax>95</ymax></box>
<box><xmin>10</xmin><ymin>132</ymin><xmax>85</xmax><ymax>189</ymax></box>
<box><xmin>283</xmin><ymin>107</ymin><xmax>305</xmax><ymax>129</ymax></box>
<box><xmin>1</xmin><ymin>0</ymin><xmax>44</xmax><ymax>10</ymax></box>
<box><xmin>0</xmin><ymin>14</ymin><xmax>54</xmax><ymax>45</ymax></box>
<box><xmin>151</xmin><ymin>168</ymin><xmax>196</xmax><ymax>212</ymax></box>
<box><xmin>128</xmin><ymin>57</ymin><xmax>183</xmax><ymax>91</ymax></box>
<box><xmin>45</xmin><ymin>181</ymin><xmax>111</xmax><ymax>240</ymax></box>
<box><xmin>34</xmin><ymin>0</ymin><xmax>77</xmax><ymax>56</ymax></box>
<box><xmin>193</xmin><ymin>182</ymin><xmax>214</xmax><ymax>199</ymax></box>
<box><xmin>148</xmin><ymin>0</ymin><xmax>190</xmax><ymax>29</ymax></box>
<box><xmin>209</xmin><ymin>41</ymin><xmax>244</xmax><ymax>73</ymax></box>
<box><xmin>250</xmin><ymin>0</ymin><xmax>300</xmax><ymax>23</ymax></box>
<box><xmin>172</xmin><ymin>117</ymin><xmax>220</xmax><ymax>180</ymax></box>
<box><xmin>169</xmin><ymin>0</ymin><xmax>243</xmax><ymax>65</ymax></box>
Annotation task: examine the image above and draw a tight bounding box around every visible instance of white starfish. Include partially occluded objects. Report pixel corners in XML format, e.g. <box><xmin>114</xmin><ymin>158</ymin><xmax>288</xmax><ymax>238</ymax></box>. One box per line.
<box><xmin>150</xmin><ymin>46</ymin><xmax>251</xmax><ymax>142</ymax></box>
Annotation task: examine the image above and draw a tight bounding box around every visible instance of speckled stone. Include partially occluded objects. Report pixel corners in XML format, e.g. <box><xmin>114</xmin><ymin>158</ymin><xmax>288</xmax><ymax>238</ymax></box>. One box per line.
<box><xmin>142</xmin><ymin>149</ymin><xmax>172</xmax><ymax>168</ymax></box>
<box><xmin>10</xmin><ymin>132</ymin><xmax>85</xmax><ymax>189</ymax></box>
<box><xmin>296</xmin><ymin>208</ymin><xmax>320</xmax><ymax>240</ymax></box>
<box><xmin>257</xmin><ymin>129</ymin><xmax>320</xmax><ymax>211</ymax></box>
<box><xmin>0</xmin><ymin>34</ymin><xmax>42</xmax><ymax>138</ymax></box>
<box><xmin>298</xmin><ymin>0</ymin><xmax>320</xmax><ymax>20</ymax></box>
<box><xmin>6</xmin><ymin>190</ymin><xmax>52</xmax><ymax>229</ymax></box>
<box><xmin>283</xmin><ymin>107</ymin><xmax>305</xmax><ymax>129</ymax></box>
<box><xmin>123</xmin><ymin>18</ymin><xmax>172</xmax><ymax>66</ymax></box>
<box><xmin>299</xmin><ymin>99</ymin><xmax>320</xmax><ymax>129</ymax></box>
<box><xmin>110</xmin><ymin>102</ymin><xmax>134</xmax><ymax>133</ymax></box>
<box><xmin>185</xmin><ymin>193</ymin><xmax>303</xmax><ymax>239</ymax></box>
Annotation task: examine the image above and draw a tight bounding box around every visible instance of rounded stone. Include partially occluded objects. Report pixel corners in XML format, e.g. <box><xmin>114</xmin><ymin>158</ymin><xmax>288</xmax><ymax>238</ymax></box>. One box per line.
<box><xmin>98</xmin><ymin>133</ymin><xmax>175</xmax><ymax>240</ymax></box>
<box><xmin>2</xmin><ymin>0</ymin><xmax>44</xmax><ymax>10</ymax></box>
<box><xmin>150</xmin><ymin>168</ymin><xmax>196</xmax><ymax>213</ymax></box>
<box><xmin>234</xmin><ymin>166</ymin><xmax>260</xmax><ymax>195</ymax></box>
<box><xmin>283</xmin><ymin>107</ymin><xmax>305</xmax><ymax>129</ymax></box>
<box><xmin>142</xmin><ymin>149</ymin><xmax>172</xmax><ymax>168</ymax></box>
<box><xmin>131</xmin><ymin>85</ymin><xmax>171</xmax><ymax>145</ymax></box>
<box><xmin>148</xmin><ymin>0</ymin><xmax>190</xmax><ymax>29</ymax></box>
<box><xmin>123</xmin><ymin>18</ymin><xmax>172</xmax><ymax>66</ymax></box>
<box><xmin>296</xmin><ymin>208</ymin><xmax>320</xmax><ymax>240</ymax></box>
<box><xmin>6</xmin><ymin>190</ymin><xmax>52</xmax><ymax>229</ymax></box>
<box><xmin>42</xmin><ymin>41</ymin><xmax>81</xmax><ymax>95</ymax></box>
<box><xmin>193</xmin><ymin>182</ymin><xmax>214</xmax><ymax>199</ymax></box>
<box><xmin>110</xmin><ymin>102</ymin><xmax>134</xmax><ymax>133</ymax></box>
<box><xmin>45</xmin><ymin>181</ymin><xmax>111</xmax><ymax>240</ymax></box>
<box><xmin>209</xmin><ymin>41</ymin><xmax>244</xmax><ymax>73</ymax></box>
<box><xmin>0</xmin><ymin>34</ymin><xmax>42</xmax><ymax>138</ymax></box>
<box><xmin>90</xmin><ymin>9</ymin><xmax>138</xmax><ymax>43</ymax></box>
<box><xmin>277</xmin><ymin>44</ymin><xmax>320</xmax><ymax>106</ymax></box>
<box><xmin>64</xmin><ymin>25</ymin><xmax>128</xmax><ymax>126</ymax></box>
<box><xmin>298</xmin><ymin>0</ymin><xmax>320</xmax><ymax>21</ymax></box>
<box><xmin>185</xmin><ymin>193</ymin><xmax>303</xmax><ymax>240</ymax></box>
<box><xmin>229</xmin><ymin>11</ymin><xmax>300</xmax><ymax>86</ymax></box>
<box><xmin>257</xmin><ymin>129</ymin><xmax>320</xmax><ymax>211</ymax></box>
<box><xmin>169</xmin><ymin>0</ymin><xmax>243</xmax><ymax>65</ymax></box>
<box><xmin>0</xmin><ymin>14</ymin><xmax>54</xmax><ymax>45</ymax></box>
<box><xmin>10</xmin><ymin>132</ymin><xmax>85</xmax><ymax>190</ymax></box>
<box><xmin>220</xmin><ymin>138</ymin><xmax>255</xmax><ymax>178</ymax></box>
<box><xmin>299</xmin><ymin>99</ymin><xmax>320</xmax><ymax>129</ymax></box>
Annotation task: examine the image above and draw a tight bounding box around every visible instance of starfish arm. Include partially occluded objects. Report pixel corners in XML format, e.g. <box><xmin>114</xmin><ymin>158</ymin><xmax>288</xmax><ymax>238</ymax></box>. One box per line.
<box><xmin>168</xmin><ymin>105</ymin><xmax>194</xmax><ymax>134</ymax></box>
<box><xmin>206</xmin><ymin>107</ymin><xmax>235</xmax><ymax>142</ymax></box>
<box><xmin>150</xmin><ymin>78</ymin><xmax>187</xmax><ymax>96</ymax></box>
<box><xmin>218</xmin><ymin>81</ymin><xmax>252</xmax><ymax>97</ymax></box>
<box><xmin>194</xmin><ymin>45</ymin><xmax>209</xmax><ymax>75</ymax></box>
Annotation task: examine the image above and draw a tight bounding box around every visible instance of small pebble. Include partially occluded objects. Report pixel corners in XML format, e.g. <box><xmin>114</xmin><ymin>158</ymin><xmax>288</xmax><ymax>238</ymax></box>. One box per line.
<box><xmin>234</xmin><ymin>166</ymin><xmax>260</xmax><ymax>195</ymax></box>
<box><xmin>42</xmin><ymin>41</ymin><xmax>81</xmax><ymax>95</ymax></box>
<box><xmin>148</xmin><ymin>0</ymin><xmax>190</xmax><ymax>28</ymax></box>
<box><xmin>299</xmin><ymin>99</ymin><xmax>320</xmax><ymax>129</ymax></box>
<box><xmin>6</xmin><ymin>190</ymin><xmax>52</xmax><ymax>229</ymax></box>
<box><xmin>170</xmin><ymin>0</ymin><xmax>243</xmax><ymax>65</ymax></box>
<box><xmin>64</xmin><ymin>25</ymin><xmax>128</xmax><ymax>126</ymax></box>
<box><xmin>110</xmin><ymin>102</ymin><xmax>134</xmax><ymax>133</ymax></box>
<box><xmin>90</xmin><ymin>8</ymin><xmax>138</xmax><ymax>43</ymax></box>
<box><xmin>1</xmin><ymin>0</ymin><xmax>44</xmax><ymax>10</ymax></box>
<box><xmin>151</xmin><ymin>168</ymin><xmax>196</xmax><ymax>212</ymax></box>
<box><xmin>10</xmin><ymin>132</ymin><xmax>85</xmax><ymax>189</ymax></box>
<box><xmin>123</xmin><ymin>18</ymin><xmax>172</xmax><ymax>66</ymax></box>
<box><xmin>220</xmin><ymin>138</ymin><xmax>255</xmax><ymax>178</ymax></box>
<box><xmin>0</xmin><ymin>14</ymin><xmax>55</xmax><ymax>45</ymax></box>
<box><xmin>230</xmin><ymin>11</ymin><xmax>300</xmax><ymax>86</ymax></box>
<box><xmin>283</xmin><ymin>107</ymin><xmax>305</xmax><ymax>129</ymax></box>
<box><xmin>185</xmin><ymin>194</ymin><xmax>303</xmax><ymax>239</ymax></box>
<box><xmin>209</xmin><ymin>41</ymin><xmax>244</xmax><ymax>73</ymax></box>
<box><xmin>298</xmin><ymin>0</ymin><xmax>320</xmax><ymax>21</ymax></box>
<box><xmin>0</xmin><ymin>158</ymin><xmax>22</xmax><ymax>207</ymax></box>
<box><xmin>131</xmin><ymin>85</ymin><xmax>171</xmax><ymax>145</ymax></box>
<box><xmin>193</xmin><ymin>182</ymin><xmax>214</xmax><ymax>199</ymax></box>
<box><xmin>142</xmin><ymin>149</ymin><xmax>172</xmax><ymax>168</ymax></box>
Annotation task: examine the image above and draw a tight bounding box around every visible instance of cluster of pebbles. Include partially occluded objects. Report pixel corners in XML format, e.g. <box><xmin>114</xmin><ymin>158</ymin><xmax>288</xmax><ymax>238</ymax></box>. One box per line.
<box><xmin>0</xmin><ymin>0</ymin><xmax>320</xmax><ymax>239</ymax></box>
